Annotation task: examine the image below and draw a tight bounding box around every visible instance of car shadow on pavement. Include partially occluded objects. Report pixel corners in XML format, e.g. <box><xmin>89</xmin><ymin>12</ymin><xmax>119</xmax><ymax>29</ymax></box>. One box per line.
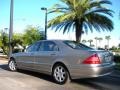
<box><xmin>72</xmin><ymin>74</ymin><xmax>120</xmax><ymax>90</ymax></box>
<box><xmin>0</xmin><ymin>64</ymin><xmax>9</xmax><ymax>71</ymax></box>
<box><xmin>18</xmin><ymin>69</ymin><xmax>55</xmax><ymax>83</ymax></box>
<box><xmin>72</xmin><ymin>78</ymin><xmax>109</xmax><ymax>90</ymax></box>
<box><xmin>0</xmin><ymin>64</ymin><xmax>55</xmax><ymax>84</ymax></box>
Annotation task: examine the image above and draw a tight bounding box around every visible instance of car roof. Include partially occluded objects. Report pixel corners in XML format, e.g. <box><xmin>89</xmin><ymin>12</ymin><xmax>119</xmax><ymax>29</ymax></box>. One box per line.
<box><xmin>36</xmin><ymin>40</ymin><xmax>69</xmax><ymax>43</ymax></box>
<box><xmin>37</xmin><ymin>39</ymin><xmax>66</xmax><ymax>41</ymax></box>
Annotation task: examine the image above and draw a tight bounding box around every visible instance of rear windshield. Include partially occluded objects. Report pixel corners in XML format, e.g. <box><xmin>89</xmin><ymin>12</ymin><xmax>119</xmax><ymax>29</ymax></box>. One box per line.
<box><xmin>63</xmin><ymin>41</ymin><xmax>93</xmax><ymax>50</ymax></box>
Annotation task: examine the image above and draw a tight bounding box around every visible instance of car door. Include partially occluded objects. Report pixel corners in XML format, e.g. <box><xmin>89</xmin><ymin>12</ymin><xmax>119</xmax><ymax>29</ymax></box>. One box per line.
<box><xmin>34</xmin><ymin>41</ymin><xmax>59</xmax><ymax>73</ymax></box>
<box><xmin>16</xmin><ymin>42</ymin><xmax>40</xmax><ymax>69</ymax></box>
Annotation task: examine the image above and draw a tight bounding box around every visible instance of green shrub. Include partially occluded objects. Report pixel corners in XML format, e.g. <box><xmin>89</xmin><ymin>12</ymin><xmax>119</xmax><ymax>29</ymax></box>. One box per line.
<box><xmin>13</xmin><ymin>48</ymin><xmax>22</xmax><ymax>53</ymax></box>
<box><xmin>114</xmin><ymin>55</ymin><xmax>120</xmax><ymax>63</ymax></box>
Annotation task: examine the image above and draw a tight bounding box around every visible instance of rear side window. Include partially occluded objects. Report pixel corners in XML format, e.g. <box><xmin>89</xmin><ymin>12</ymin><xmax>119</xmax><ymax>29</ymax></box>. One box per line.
<box><xmin>78</xmin><ymin>43</ymin><xmax>93</xmax><ymax>50</ymax></box>
<box><xmin>64</xmin><ymin>41</ymin><xmax>79</xmax><ymax>49</ymax></box>
<box><xmin>42</xmin><ymin>41</ymin><xmax>59</xmax><ymax>51</ymax></box>
<box><xmin>64</xmin><ymin>41</ymin><xmax>93</xmax><ymax>50</ymax></box>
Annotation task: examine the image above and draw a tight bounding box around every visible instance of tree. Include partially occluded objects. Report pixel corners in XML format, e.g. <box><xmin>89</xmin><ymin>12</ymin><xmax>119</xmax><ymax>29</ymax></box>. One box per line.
<box><xmin>91</xmin><ymin>44</ymin><xmax>95</xmax><ymax>48</ymax></box>
<box><xmin>0</xmin><ymin>31</ymin><xmax>9</xmax><ymax>54</ymax></box>
<box><xmin>0</xmin><ymin>26</ymin><xmax>44</xmax><ymax>54</ymax></box>
<box><xmin>119</xmin><ymin>44</ymin><xmax>120</xmax><ymax>48</ymax></box>
<box><xmin>109</xmin><ymin>46</ymin><xmax>117</xmax><ymax>51</ymax></box>
<box><xmin>0</xmin><ymin>31</ymin><xmax>23</xmax><ymax>54</ymax></box>
<box><xmin>48</xmin><ymin>0</ymin><xmax>113</xmax><ymax>43</ymax></box>
<box><xmin>94</xmin><ymin>37</ymin><xmax>98</xmax><ymax>48</ymax></box>
<box><xmin>22</xmin><ymin>26</ymin><xmax>44</xmax><ymax>46</ymax></box>
<box><xmin>11</xmin><ymin>34</ymin><xmax>23</xmax><ymax>53</ymax></box>
<box><xmin>97</xmin><ymin>37</ymin><xmax>103</xmax><ymax>48</ymax></box>
<box><xmin>82</xmin><ymin>39</ymin><xmax>86</xmax><ymax>44</ymax></box>
<box><xmin>88</xmin><ymin>39</ymin><xmax>93</xmax><ymax>47</ymax></box>
<box><xmin>105</xmin><ymin>35</ymin><xmax>111</xmax><ymax>49</ymax></box>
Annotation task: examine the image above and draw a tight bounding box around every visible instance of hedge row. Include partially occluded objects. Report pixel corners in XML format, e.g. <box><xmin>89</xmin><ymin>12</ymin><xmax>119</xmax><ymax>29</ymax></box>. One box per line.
<box><xmin>114</xmin><ymin>55</ymin><xmax>120</xmax><ymax>63</ymax></box>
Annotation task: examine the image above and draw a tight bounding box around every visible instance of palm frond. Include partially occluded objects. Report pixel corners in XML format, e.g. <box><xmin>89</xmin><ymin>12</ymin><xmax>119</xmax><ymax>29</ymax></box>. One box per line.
<box><xmin>90</xmin><ymin>0</ymin><xmax>112</xmax><ymax>8</ymax></box>
<box><xmin>48</xmin><ymin>12</ymin><xmax>75</xmax><ymax>27</ymax></box>
<box><xmin>86</xmin><ymin>13</ymin><xmax>113</xmax><ymax>32</ymax></box>
<box><xmin>85</xmin><ymin>8</ymin><xmax>114</xmax><ymax>17</ymax></box>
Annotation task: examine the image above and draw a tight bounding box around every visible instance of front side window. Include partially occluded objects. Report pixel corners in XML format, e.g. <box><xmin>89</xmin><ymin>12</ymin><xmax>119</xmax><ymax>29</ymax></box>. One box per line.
<box><xmin>26</xmin><ymin>42</ymin><xmax>40</xmax><ymax>52</ymax></box>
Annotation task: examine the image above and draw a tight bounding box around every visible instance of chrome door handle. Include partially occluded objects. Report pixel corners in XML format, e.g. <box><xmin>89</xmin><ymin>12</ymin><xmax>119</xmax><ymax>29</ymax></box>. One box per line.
<box><xmin>30</xmin><ymin>53</ymin><xmax>35</xmax><ymax>56</ymax></box>
<box><xmin>51</xmin><ymin>54</ymin><xmax>56</xmax><ymax>56</ymax></box>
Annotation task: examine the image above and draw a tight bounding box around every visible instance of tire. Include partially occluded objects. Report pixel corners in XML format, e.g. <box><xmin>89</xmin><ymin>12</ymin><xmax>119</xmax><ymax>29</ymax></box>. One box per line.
<box><xmin>8</xmin><ymin>59</ymin><xmax>17</xmax><ymax>71</ymax></box>
<box><xmin>52</xmin><ymin>64</ymin><xmax>70</xmax><ymax>84</ymax></box>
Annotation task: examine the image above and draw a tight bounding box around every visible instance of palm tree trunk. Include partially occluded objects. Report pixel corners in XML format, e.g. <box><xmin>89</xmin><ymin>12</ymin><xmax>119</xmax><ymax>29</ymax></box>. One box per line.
<box><xmin>95</xmin><ymin>40</ymin><xmax>97</xmax><ymax>49</ymax></box>
<box><xmin>99</xmin><ymin>40</ymin><xmax>101</xmax><ymax>48</ymax></box>
<box><xmin>75</xmin><ymin>20</ymin><xmax>83</xmax><ymax>43</ymax></box>
<box><xmin>90</xmin><ymin>42</ymin><xmax>92</xmax><ymax>46</ymax></box>
<box><xmin>75</xmin><ymin>28</ymin><xmax>81</xmax><ymax>43</ymax></box>
<box><xmin>107</xmin><ymin>40</ymin><xmax>109</xmax><ymax>49</ymax></box>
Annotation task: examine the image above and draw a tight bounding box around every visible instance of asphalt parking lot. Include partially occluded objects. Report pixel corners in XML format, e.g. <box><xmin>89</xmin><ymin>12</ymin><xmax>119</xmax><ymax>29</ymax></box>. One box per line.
<box><xmin>0</xmin><ymin>60</ymin><xmax>120</xmax><ymax>90</ymax></box>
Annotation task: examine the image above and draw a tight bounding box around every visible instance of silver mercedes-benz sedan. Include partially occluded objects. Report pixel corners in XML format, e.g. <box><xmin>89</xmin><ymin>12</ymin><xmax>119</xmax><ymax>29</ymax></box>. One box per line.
<box><xmin>8</xmin><ymin>40</ymin><xmax>115</xmax><ymax>84</ymax></box>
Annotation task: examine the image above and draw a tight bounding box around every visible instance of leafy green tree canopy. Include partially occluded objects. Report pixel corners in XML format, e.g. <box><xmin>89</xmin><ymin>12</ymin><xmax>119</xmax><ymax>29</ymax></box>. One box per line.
<box><xmin>0</xmin><ymin>26</ymin><xmax>44</xmax><ymax>55</ymax></box>
<box><xmin>23</xmin><ymin>26</ymin><xmax>44</xmax><ymax>46</ymax></box>
<box><xmin>0</xmin><ymin>31</ymin><xmax>9</xmax><ymax>54</ymax></box>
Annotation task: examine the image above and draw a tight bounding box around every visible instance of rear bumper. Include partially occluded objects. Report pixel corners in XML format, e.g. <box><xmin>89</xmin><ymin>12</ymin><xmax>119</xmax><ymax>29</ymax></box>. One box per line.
<box><xmin>68</xmin><ymin>62</ymin><xmax>115</xmax><ymax>79</ymax></box>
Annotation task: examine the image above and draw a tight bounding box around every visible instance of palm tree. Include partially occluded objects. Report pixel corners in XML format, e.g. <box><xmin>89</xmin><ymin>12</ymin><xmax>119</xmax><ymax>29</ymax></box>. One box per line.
<box><xmin>118</xmin><ymin>43</ymin><xmax>120</xmax><ymax>48</ymax></box>
<box><xmin>105</xmin><ymin>35</ymin><xmax>111</xmax><ymax>49</ymax></box>
<box><xmin>48</xmin><ymin>0</ymin><xmax>113</xmax><ymax>43</ymax></box>
<box><xmin>94</xmin><ymin>37</ymin><xmax>98</xmax><ymax>49</ymax></box>
<box><xmin>82</xmin><ymin>39</ymin><xmax>86</xmax><ymax>44</ymax></box>
<box><xmin>88</xmin><ymin>39</ymin><xmax>93</xmax><ymax>47</ymax></box>
<box><xmin>91</xmin><ymin>44</ymin><xmax>95</xmax><ymax>48</ymax></box>
<box><xmin>97</xmin><ymin>37</ymin><xmax>103</xmax><ymax>48</ymax></box>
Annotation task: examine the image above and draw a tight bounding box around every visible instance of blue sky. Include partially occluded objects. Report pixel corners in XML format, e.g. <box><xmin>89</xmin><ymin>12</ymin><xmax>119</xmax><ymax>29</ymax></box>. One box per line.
<box><xmin>0</xmin><ymin>0</ymin><xmax>120</xmax><ymax>47</ymax></box>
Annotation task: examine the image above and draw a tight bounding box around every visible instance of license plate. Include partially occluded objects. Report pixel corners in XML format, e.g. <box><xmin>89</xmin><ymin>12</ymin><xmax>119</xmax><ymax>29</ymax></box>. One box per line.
<box><xmin>105</xmin><ymin>56</ymin><xmax>112</xmax><ymax>62</ymax></box>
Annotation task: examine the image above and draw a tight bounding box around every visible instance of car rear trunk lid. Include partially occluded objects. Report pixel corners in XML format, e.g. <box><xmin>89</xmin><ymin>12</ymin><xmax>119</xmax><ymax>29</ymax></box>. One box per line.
<box><xmin>88</xmin><ymin>50</ymin><xmax>114</xmax><ymax>64</ymax></box>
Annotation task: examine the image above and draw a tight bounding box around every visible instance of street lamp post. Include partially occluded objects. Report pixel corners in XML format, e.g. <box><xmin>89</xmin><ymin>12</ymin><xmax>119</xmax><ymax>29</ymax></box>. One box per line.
<box><xmin>41</xmin><ymin>7</ymin><xmax>47</xmax><ymax>40</ymax></box>
<box><xmin>9</xmin><ymin>0</ymin><xmax>14</xmax><ymax>58</ymax></box>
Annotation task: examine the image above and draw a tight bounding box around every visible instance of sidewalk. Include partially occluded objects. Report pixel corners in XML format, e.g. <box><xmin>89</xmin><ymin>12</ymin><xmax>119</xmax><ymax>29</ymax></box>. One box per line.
<box><xmin>0</xmin><ymin>55</ymin><xmax>8</xmax><ymax>61</ymax></box>
<box><xmin>0</xmin><ymin>60</ymin><xmax>8</xmax><ymax>65</ymax></box>
<box><xmin>0</xmin><ymin>56</ymin><xmax>8</xmax><ymax>65</ymax></box>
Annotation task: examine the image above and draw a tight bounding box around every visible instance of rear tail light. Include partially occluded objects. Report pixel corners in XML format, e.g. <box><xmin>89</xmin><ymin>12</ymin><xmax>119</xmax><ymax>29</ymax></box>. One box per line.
<box><xmin>83</xmin><ymin>54</ymin><xmax>101</xmax><ymax>64</ymax></box>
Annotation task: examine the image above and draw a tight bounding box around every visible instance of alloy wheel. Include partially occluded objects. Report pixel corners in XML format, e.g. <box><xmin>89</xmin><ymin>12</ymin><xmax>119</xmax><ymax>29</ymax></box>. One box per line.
<box><xmin>53</xmin><ymin>65</ymin><xmax>69</xmax><ymax>84</ymax></box>
<box><xmin>8</xmin><ymin>60</ymin><xmax>16</xmax><ymax>71</ymax></box>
